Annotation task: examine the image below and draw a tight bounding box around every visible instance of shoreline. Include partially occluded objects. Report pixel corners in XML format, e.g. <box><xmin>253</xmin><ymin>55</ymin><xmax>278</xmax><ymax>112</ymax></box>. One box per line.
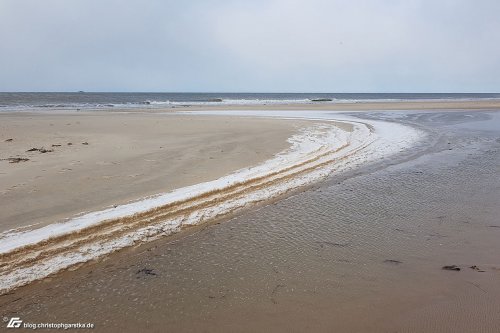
<box><xmin>2</xmin><ymin>98</ymin><xmax>500</xmax><ymax>114</ymax></box>
<box><xmin>171</xmin><ymin>99</ymin><xmax>500</xmax><ymax>111</ymax></box>
<box><xmin>0</xmin><ymin>109</ymin><xmax>424</xmax><ymax>293</ymax></box>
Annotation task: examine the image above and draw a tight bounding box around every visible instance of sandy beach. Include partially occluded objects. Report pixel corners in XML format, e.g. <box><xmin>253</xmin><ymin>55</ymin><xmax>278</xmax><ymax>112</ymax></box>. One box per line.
<box><xmin>0</xmin><ymin>112</ymin><xmax>311</xmax><ymax>233</ymax></box>
<box><xmin>167</xmin><ymin>98</ymin><xmax>500</xmax><ymax>111</ymax></box>
<box><xmin>1</xmin><ymin>109</ymin><xmax>377</xmax><ymax>292</ymax></box>
<box><xmin>0</xmin><ymin>104</ymin><xmax>499</xmax><ymax>332</ymax></box>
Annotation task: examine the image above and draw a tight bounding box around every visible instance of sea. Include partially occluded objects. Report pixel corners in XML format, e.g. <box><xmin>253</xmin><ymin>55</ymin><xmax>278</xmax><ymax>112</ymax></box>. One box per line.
<box><xmin>1</xmin><ymin>92</ymin><xmax>499</xmax><ymax>111</ymax></box>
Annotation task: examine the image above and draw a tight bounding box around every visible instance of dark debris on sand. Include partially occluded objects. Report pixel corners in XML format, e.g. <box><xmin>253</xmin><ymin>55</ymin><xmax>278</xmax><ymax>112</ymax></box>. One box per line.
<box><xmin>26</xmin><ymin>147</ymin><xmax>54</xmax><ymax>153</ymax></box>
<box><xmin>2</xmin><ymin>157</ymin><xmax>30</xmax><ymax>163</ymax></box>
<box><xmin>136</xmin><ymin>268</ymin><xmax>157</xmax><ymax>277</ymax></box>
<box><xmin>384</xmin><ymin>259</ymin><xmax>403</xmax><ymax>265</ymax></box>
<box><xmin>442</xmin><ymin>265</ymin><xmax>461</xmax><ymax>271</ymax></box>
<box><xmin>470</xmin><ymin>265</ymin><xmax>485</xmax><ymax>272</ymax></box>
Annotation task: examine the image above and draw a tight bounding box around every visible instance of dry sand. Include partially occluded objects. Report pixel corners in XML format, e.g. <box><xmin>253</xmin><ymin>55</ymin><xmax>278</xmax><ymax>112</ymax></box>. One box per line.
<box><xmin>0</xmin><ymin>111</ymin><xmax>310</xmax><ymax>233</ymax></box>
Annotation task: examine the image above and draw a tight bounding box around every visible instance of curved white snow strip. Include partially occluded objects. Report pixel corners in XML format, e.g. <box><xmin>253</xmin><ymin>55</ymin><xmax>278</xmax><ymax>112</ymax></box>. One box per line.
<box><xmin>0</xmin><ymin>123</ymin><xmax>348</xmax><ymax>254</ymax></box>
<box><xmin>0</xmin><ymin>114</ymin><xmax>424</xmax><ymax>293</ymax></box>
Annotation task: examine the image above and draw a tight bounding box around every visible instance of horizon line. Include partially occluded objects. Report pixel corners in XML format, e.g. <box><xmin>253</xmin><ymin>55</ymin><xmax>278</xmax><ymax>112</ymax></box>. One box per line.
<box><xmin>1</xmin><ymin>91</ymin><xmax>500</xmax><ymax>94</ymax></box>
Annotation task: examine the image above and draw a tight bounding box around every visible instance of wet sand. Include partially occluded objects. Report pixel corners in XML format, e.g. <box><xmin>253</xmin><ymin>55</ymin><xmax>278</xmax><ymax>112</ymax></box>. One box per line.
<box><xmin>1</xmin><ymin>108</ymin><xmax>500</xmax><ymax>332</ymax></box>
<box><xmin>157</xmin><ymin>99</ymin><xmax>500</xmax><ymax>111</ymax></box>
<box><xmin>0</xmin><ymin>112</ymin><xmax>309</xmax><ymax>232</ymax></box>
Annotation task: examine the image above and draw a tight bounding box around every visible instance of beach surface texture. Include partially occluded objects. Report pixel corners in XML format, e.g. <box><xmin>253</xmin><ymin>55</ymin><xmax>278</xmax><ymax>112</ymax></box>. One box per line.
<box><xmin>0</xmin><ymin>109</ymin><xmax>421</xmax><ymax>292</ymax></box>
<box><xmin>1</xmin><ymin>101</ymin><xmax>499</xmax><ymax>332</ymax></box>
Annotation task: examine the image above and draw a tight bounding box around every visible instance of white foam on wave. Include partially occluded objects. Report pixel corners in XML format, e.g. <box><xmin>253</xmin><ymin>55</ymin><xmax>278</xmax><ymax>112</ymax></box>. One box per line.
<box><xmin>145</xmin><ymin>98</ymin><xmax>314</xmax><ymax>106</ymax></box>
<box><xmin>137</xmin><ymin>97</ymin><xmax>500</xmax><ymax>107</ymax></box>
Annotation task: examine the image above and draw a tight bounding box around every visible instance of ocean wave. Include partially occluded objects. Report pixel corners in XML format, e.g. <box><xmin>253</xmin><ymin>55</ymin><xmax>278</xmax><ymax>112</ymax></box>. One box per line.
<box><xmin>142</xmin><ymin>98</ymin><xmax>314</xmax><ymax>106</ymax></box>
<box><xmin>1</xmin><ymin>96</ymin><xmax>500</xmax><ymax>112</ymax></box>
<box><xmin>139</xmin><ymin>96</ymin><xmax>500</xmax><ymax>107</ymax></box>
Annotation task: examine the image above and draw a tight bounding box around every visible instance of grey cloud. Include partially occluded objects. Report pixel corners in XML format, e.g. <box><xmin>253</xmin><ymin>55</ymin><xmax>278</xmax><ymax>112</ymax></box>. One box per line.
<box><xmin>0</xmin><ymin>0</ymin><xmax>499</xmax><ymax>92</ymax></box>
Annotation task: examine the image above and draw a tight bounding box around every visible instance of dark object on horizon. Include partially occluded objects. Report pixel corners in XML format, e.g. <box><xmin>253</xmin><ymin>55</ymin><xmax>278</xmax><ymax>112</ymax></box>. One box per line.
<box><xmin>311</xmin><ymin>98</ymin><xmax>333</xmax><ymax>102</ymax></box>
<box><xmin>82</xmin><ymin>142</ymin><xmax>89</xmax><ymax>145</ymax></box>
<box><xmin>5</xmin><ymin>138</ymin><xmax>13</xmax><ymax>142</ymax></box>
<box><xmin>442</xmin><ymin>265</ymin><xmax>461</xmax><ymax>271</ymax></box>
<box><xmin>78</xmin><ymin>91</ymin><xmax>84</xmax><ymax>93</ymax></box>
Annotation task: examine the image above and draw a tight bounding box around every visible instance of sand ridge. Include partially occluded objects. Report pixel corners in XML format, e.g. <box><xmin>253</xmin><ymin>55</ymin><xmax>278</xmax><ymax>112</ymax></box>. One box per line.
<box><xmin>0</xmin><ymin>111</ymin><xmax>424</xmax><ymax>293</ymax></box>
<box><xmin>0</xmin><ymin>122</ymin><xmax>360</xmax><ymax>292</ymax></box>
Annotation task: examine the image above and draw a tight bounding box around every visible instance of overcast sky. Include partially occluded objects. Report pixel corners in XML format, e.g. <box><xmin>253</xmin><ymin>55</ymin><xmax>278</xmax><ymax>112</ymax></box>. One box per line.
<box><xmin>1</xmin><ymin>0</ymin><xmax>499</xmax><ymax>92</ymax></box>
